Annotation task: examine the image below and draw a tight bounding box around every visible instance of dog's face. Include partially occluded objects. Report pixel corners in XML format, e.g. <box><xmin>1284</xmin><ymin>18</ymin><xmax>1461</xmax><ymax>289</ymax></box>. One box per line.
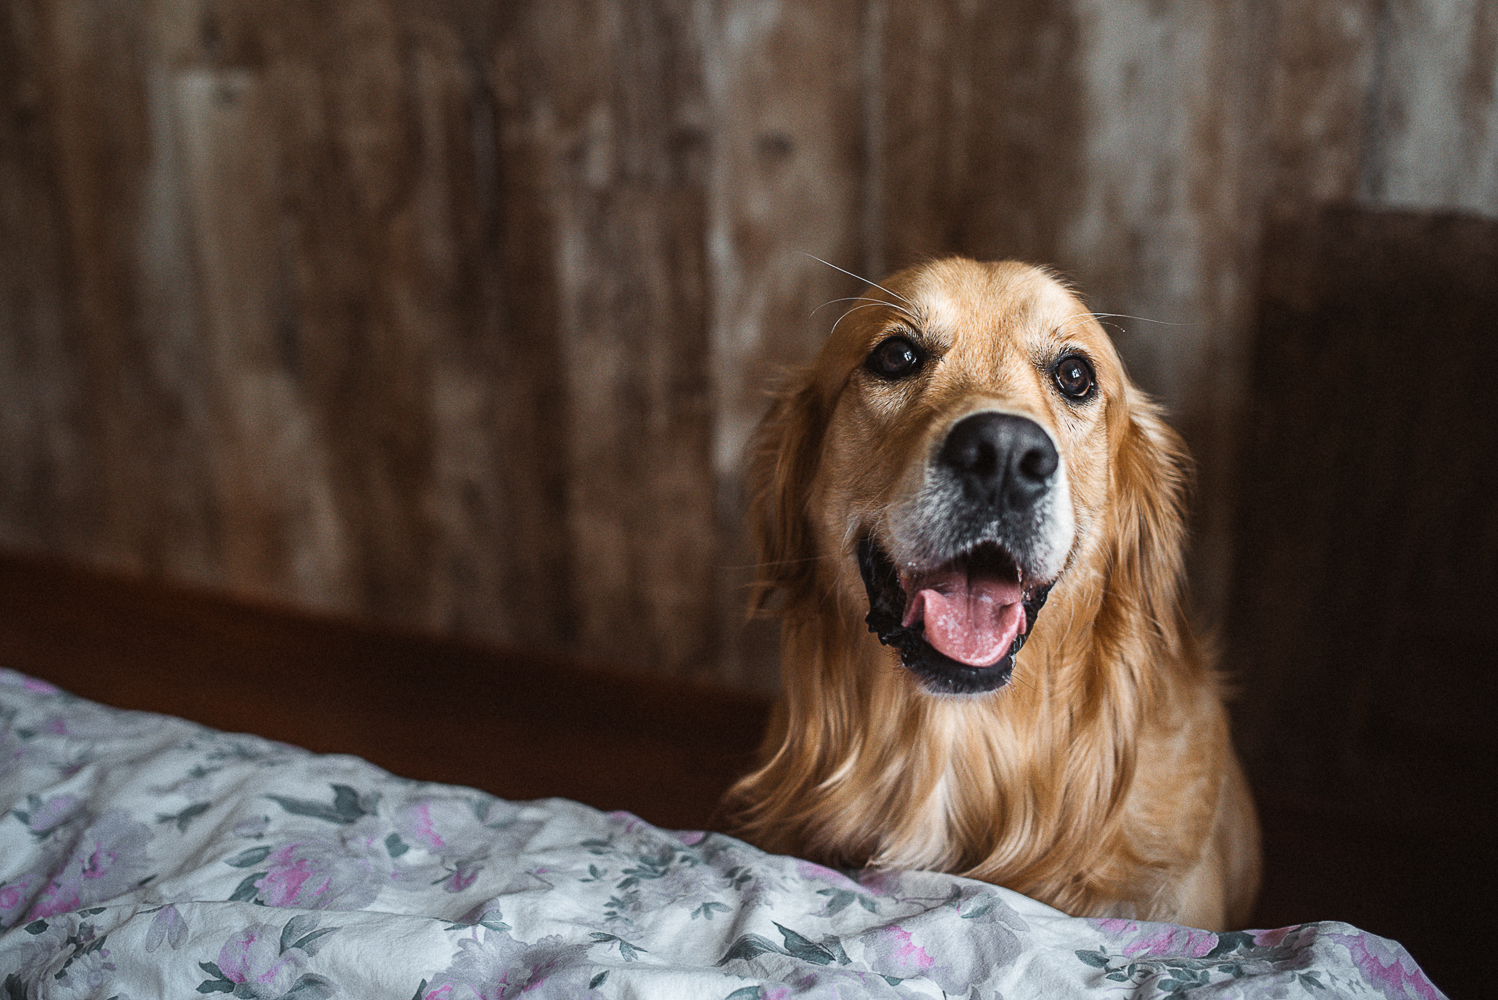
<box><xmin>760</xmin><ymin>258</ymin><xmax>1155</xmax><ymax>696</ymax></box>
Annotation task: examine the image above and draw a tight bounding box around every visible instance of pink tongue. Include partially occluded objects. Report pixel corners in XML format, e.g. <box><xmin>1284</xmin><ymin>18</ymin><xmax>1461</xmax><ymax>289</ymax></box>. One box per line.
<box><xmin>902</xmin><ymin>567</ymin><xmax>1025</xmax><ymax>668</ymax></box>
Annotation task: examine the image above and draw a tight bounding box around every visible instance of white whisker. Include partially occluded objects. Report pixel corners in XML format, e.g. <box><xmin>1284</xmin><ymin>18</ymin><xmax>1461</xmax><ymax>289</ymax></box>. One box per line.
<box><xmin>1090</xmin><ymin>312</ymin><xmax>1189</xmax><ymax>327</ymax></box>
<box><xmin>810</xmin><ymin>296</ymin><xmax>914</xmax><ymax>322</ymax></box>
<box><xmin>831</xmin><ymin>301</ymin><xmax>910</xmax><ymax>339</ymax></box>
<box><xmin>798</xmin><ymin>251</ymin><xmax>913</xmax><ymax>307</ymax></box>
<box><xmin>813</xmin><ymin>296</ymin><xmax>920</xmax><ymax>333</ymax></box>
<box><xmin>725</xmin><ymin>552</ymin><xmax>845</xmax><ymax>574</ymax></box>
<box><xmin>1056</xmin><ymin>310</ymin><xmax>1190</xmax><ymax>342</ymax></box>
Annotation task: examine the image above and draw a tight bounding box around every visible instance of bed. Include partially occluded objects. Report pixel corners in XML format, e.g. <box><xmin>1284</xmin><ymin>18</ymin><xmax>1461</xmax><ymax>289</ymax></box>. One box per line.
<box><xmin>0</xmin><ymin>668</ymin><xmax>1445</xmax><ymax>999</ymax></box>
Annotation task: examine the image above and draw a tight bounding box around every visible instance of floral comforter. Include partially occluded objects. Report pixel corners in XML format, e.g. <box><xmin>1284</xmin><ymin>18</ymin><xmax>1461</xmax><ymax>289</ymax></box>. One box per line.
<box><xmin>0</xmin><ymin>668</ymin><xmax>1446</xmax><ymax>999</ymax></box>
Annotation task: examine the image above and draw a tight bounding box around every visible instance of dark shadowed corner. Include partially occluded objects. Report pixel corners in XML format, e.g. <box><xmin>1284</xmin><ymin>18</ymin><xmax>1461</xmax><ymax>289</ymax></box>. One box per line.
<box><xmin>1226</xmin><ymin>204</ymin><xmax>1498</xmax><ymax>998</ymax></box>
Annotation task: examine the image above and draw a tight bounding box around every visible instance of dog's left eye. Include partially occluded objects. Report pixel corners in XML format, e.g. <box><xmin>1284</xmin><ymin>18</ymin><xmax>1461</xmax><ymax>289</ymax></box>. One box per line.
<box><xmin>867</xmin><ymin>336</ymin><xmax>924</xmax><ymax>379</ymax></box>
<box><xmin>1052</xmin><ymin>353</ymin><xmax>1096</xmax><ymax>401</ymax></box>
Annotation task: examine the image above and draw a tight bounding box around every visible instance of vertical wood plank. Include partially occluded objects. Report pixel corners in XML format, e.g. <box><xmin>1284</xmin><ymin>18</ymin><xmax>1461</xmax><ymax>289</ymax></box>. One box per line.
<box><xmin>0</xmin><ymin>0</ymin><xmax>97</xmax><ymax>553</ymax></box>
<box><xmin>401</xmin><ymin>19</ymin><xmax>517</xmax><ymax>643</ymax></box>
<box><xmin>703</xmin><ymin>0</ymin><xmax>868</xmax><ymax>688</ymax></box>
<box><xmin>877</xmin><ymin>0</ymin><xmax>1087</xmax><ymax>272</ymax></box>
<box><xmin>486</xmin><ymin>15</ymin><xmax>580</xmax><ymax>649</ymax></box>
<box><xmin>174</xmin><ymin>67</ymin><xmax>353</xmax><ymax>603</ymax></box>
<box><xmin>1373</xmin><ymin>2</ymin><xmax>1498</xmax><ymax>211</ymax></box>
<box><xmin>705</xmin><ymin>0</ymin><xmax>867</xmax><ymax>475</ymax></box>
<box><xmin>22</xmin><ymin>0</ymin><xmax>232</xmax><ymax>582</ymax></box>
<box><xmin>1265</xmin><ymin>0</ymin><xmax>1384</xmax><ymax>208</ymax></box>
<box><xmin>495</xmin><ymin>0</ymin><xmax>719</xmax><ymax>676</ymax></box>
<box><xmin>1065</xmin><ymin>0</ymin><xmax>1275</xmax><ymax>617</ymax></box>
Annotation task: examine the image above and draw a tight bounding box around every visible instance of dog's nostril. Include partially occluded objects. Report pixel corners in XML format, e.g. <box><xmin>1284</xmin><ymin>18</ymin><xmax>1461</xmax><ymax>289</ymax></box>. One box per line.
<box><xmin>939</xmin><ymin>412</ymin><xmax>1058</xmax><ymax>509</ymax></box>
<box><xmin>951</xmin><ymin>438</ymin><xmax>999</xmax><ymax>478</ymax></box>
<box><xmin>1018</xmin><ymin>444</ymin><xmax>1058</xmax><ymax>483</ymax></box>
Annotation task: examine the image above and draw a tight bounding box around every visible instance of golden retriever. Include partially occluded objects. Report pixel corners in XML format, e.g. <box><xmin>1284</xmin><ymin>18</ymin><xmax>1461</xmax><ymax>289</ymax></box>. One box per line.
<box><xmin>725</xmin><ymin>257</ymin><xmax>1260</xmax><ymax>930</ymax></box>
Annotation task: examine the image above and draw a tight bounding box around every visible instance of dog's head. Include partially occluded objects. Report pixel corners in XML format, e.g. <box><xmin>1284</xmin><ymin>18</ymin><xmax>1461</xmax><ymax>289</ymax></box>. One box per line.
<box><xmin>752</xmin><ymin>257</ymin><xmax>1189</xmax><ymax>696</ymax></box>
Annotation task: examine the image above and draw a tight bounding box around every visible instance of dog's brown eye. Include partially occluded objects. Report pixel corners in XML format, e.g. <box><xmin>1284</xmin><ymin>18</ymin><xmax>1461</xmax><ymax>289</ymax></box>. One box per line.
<box><xmin>1053</xmin><ymin>354</ymin><xmax>1096</xmax><ymax>401</ymax></box>
<box><xmin>867</xmin><ymin>336</ymin><xmax>924</xmax><ymax>379</ymax></box>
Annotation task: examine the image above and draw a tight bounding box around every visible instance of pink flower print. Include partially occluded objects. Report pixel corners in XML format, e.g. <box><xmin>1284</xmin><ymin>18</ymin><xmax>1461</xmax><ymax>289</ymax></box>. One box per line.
<box><xmin>395</xmin><ymin>798</ymin><xmax>501</xmax><ymax>862</ymax></box>
<box><xmin>796</xmin><ymin>860</ymin><xmax>859</xmax><ymax>887</ymax></box>
<box><xmin>868</xmin><ymin>924</ymin><xmax>936</xmax><ymax>980</ymax></box>
<box><xmin>21</xmin><ymin>675</ymin><xmax>60</xmax><ymax>694</ymax></box>
<box><xmin>1091</xmin><ymin>917</ymin><xmax>1139</xmax><ymax>936</ymax></box>
<box><xmin>216</xmin><ymin>922</ymin><xmax>306</xmax><ymax>996</ymax></box>
<box><xmin>442</xmin><ymin>860</ymin><xmax>483</xmax><ymax>893</ymax></box>
<box><xmin>254</xmin><ymin>834</ymin><xmax>385</xmax><ymax>910</ymax></box>
<box><xmin>257</xmin><ymin>847</ymin><xmax>314</xmax><ymax>907</ymax></box>
<box><xmin>406</xmin><ymin>802</ymin><xmax>449</xmax><ymax>851</ymax></box>
<box><xmin>871</xmin><ymin>909</ymin><xmax>1020</xmax><ymax>993</ymax></box>
<box><xmin>424</xmin><ymin>929</ymin><xmax>598</xmax><ymax>1000</ymax></box>
<box><xmin>1251</xmin><ymin>924</ymin><xmax>1298</xmax><ymax>948</ymax></box>
<box><xmin>27</xmin><ymin>809</ymin><xmax>152</xmax><ymax>919</ymax></box>
<box><xmin>1331</xmin><ymin>930</ymin><xmax>1444</xmax><ymax>1000</ymax></box>
<box><xmin>606</xmin><ymin>811</ymin><xmax>644</xmax><ymax>834</ymax></box>
<box><xmin>854</xmin><ymin>868</ymin><xmax>903</xmax><ymax>896</ymax></box>
<box><xmin>0</xmin><ymin>882</ymin><xmax>29</xmax><ymax>925</ymax></box>
<box><xmin>889</xmin><ymin>925</ymin><xmax>935</xmax><ymax>972</ymax></box>
<box><xmin>1121</xmin><ymin>923</ymin><xmax>1219</xmax><ymax>960</ymax></box>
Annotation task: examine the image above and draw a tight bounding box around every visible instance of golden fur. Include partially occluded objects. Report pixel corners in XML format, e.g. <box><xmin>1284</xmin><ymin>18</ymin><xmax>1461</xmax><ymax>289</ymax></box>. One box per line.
<box><xmin>725</xmin><ymin>258</ymin><xmax>1260</xmax><ymax>930</ymax></box>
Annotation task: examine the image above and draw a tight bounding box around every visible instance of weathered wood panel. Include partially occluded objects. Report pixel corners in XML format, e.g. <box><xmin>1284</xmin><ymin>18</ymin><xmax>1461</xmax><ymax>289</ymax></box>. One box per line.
<box><xmin>1</xmin><ymin>0</ymin><xmax>1496</xmax><ymax>691</ymax></box>
<box><xmin>876</xmin><ymin>0</ymin><xmax>1087</xmax><ymax>272</ymax></box>
<box><xmin>0</xmin><ymin>0</ymin><xmax>95</xmax><ymax>552</ymax></box>
<box><xmin>1367</xmin><ymin>2</ymin><xmax>1498</xmax><ymax>210</ymax></box>
<box><xmin>512</xmin><ymin>0</ymin><xmax>719</xmax><ymax>673</ymax></box>
<box><xmin>702</xmin><ymin>0</ymin><xmax>868</xmax><ymax>686</ymax></box>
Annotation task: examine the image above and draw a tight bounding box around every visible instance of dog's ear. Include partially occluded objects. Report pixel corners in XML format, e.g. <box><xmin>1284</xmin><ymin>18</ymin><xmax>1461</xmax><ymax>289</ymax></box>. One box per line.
<box><xmin>747</xmin><ymin>373</ymin><xmax>828</xmax><ymax>612</ymax></box>
<box><xmin>1107</xmin><ymin>393</ymin><xmax>1193</xmax><ymax>641</ymax></box>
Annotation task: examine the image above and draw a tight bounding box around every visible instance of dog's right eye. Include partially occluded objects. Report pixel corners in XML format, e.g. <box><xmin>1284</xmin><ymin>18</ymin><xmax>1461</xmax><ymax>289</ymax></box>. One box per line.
<box><xmin>1052</xmin><ymin>353</ymin><xmax>1097</xmax><ymax>401</ymax></box>
<box><xmin>866</xmin><ymin>336</ymin><xmax>924</xmax><ymax>379</ymax></box>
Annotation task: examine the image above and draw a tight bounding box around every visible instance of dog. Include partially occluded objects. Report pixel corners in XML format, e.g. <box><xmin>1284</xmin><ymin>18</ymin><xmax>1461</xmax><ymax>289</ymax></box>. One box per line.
<box><xmin>725</xmin><ymin>257</ymin><xmax>1260</xmax><ymax>930</ymax></box>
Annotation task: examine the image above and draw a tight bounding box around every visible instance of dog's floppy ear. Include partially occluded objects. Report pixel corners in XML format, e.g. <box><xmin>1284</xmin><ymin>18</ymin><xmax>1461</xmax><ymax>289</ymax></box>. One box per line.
<box><xmin>1107</xmin><ymin>392</ymin><xmax>1192</xmax><ymax>642</ymax></box>
<box><xmin>748</xmin><ymin>373</ymin><xmax>829</xmax><ymax>612</ymax></box>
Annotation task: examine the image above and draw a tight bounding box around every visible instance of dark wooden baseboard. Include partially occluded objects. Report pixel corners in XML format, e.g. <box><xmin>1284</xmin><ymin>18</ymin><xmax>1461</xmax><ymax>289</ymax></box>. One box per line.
<box><xmin>0</xmin><ymin>549</ymin><xmax>1472</xmax><ymax>997</ymax></box>
<box><xmin>0</xmin><ymin>548</ymin><xmax>769</xmax><ymax>833</ymax></box>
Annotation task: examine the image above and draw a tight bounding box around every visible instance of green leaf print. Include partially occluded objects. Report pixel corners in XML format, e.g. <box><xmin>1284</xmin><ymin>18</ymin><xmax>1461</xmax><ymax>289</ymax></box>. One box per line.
<box><xmin>225</xmin><ymin>846</ymin><xmax>273</xmax><ymax>869</ymax></box>
<box><xmin>265</xmin><ymin>784</ymin><xmax>377</xmax><ymax>825</ymax></box>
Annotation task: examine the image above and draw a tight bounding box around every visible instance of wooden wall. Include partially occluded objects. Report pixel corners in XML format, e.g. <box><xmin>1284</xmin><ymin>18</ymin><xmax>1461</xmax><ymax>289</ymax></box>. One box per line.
<box><xmin>2</xmin><ymin>0</ymin><xmax>1496</xmax><ymax>689</ymax></box>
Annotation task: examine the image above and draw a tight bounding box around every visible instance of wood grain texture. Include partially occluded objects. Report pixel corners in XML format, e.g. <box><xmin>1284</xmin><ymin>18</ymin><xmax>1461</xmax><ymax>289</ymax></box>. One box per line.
<box><xmin>1</xmin><ymin>0</ymin><xmax>1496</xmax><ymax>691</ymax></box>
<box><xmin>702</xmin><ymin>0</ymin><xmax>867</xmax><ymax>687</ymax></box>
<box><xmin>876</xmin><ymin>0</ymin><xmax>1086</xmax><ymax>272</ymax></box>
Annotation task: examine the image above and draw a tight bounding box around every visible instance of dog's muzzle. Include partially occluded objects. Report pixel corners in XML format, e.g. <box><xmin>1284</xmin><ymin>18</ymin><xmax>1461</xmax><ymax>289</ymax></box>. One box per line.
<box><xmin>858</xmin><ymin>412</ymin><xmax>1064</xmax><ymax>696</ymax></box>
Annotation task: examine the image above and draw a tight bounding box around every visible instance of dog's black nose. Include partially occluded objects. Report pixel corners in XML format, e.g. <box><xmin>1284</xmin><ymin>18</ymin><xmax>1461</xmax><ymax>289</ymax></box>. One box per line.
<box><xmin>938</xmin><ymin>412</ymin><xmax>1058</xmax><ymax>510</ymax></box>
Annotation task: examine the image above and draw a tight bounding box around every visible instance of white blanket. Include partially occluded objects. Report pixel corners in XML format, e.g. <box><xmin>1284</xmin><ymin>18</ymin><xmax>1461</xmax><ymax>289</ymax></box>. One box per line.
<box><xmin>0</xmin><ymin>668</ymin><xmax>1446</xmax><ymax>998</ymax></box>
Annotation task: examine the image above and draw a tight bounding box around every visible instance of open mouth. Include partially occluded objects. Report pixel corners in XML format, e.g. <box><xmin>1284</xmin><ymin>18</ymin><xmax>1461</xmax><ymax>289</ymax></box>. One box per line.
<box><xmin>857</xmin><ymin>536</ymin><xmax>1052</xmax><ymax>695</ymax></box>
